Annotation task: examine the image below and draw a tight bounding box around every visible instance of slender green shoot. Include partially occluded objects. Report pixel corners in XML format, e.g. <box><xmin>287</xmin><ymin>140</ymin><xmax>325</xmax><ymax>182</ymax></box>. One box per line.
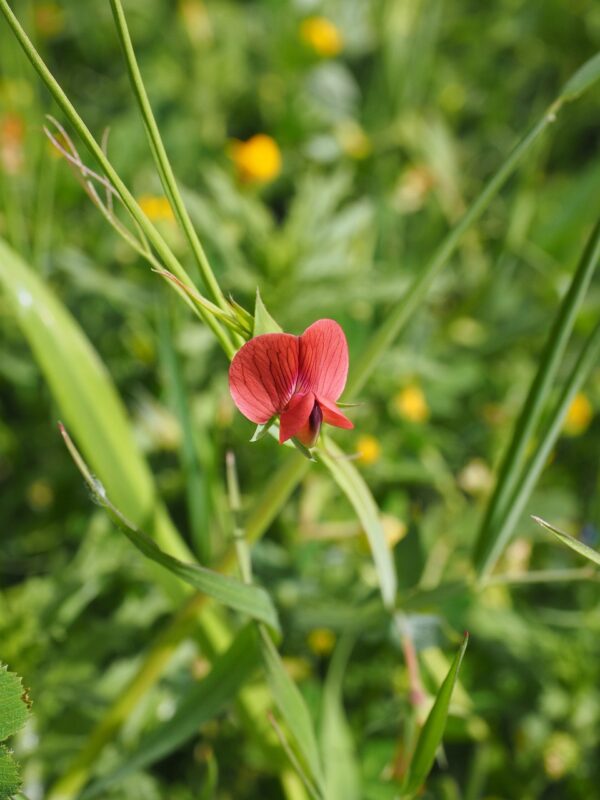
<box><xmin>108</xmin><ymin>0</ymin><xmax>228</xmax><ymax>312</ymax></box>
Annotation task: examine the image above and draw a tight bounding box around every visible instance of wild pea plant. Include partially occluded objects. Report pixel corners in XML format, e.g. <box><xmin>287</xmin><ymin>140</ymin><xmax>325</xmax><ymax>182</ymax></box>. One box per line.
<box><xmin>1</xmin><ymin>1</ymin><xmax>600</xmax><ymax>798</ymax></box>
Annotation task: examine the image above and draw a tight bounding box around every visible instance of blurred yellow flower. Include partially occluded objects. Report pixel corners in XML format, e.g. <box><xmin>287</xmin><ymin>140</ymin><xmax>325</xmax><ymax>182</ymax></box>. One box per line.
<box><xmin>26</xmin><ymin>479</ymin><xmax>54</xmax><ymax>512</ymax></box>
<box><xmin>383</xmin><ymin>515</ymin><xmax>407</xmax><ymax>548</ymax></box>
<box><xmin>457</xmin><ymin>458</ymin><xmax>493</xmax><ymax>496</ymax></box>
<box><xmin>336</xmin><ymin>120</ymin><xmax>372</xmax><ymax>160</ymax></box>
<box><xmin>356</xmin><ymin>434</ymin><xmax>381</xmax><ymax>465</ymax></box>
<box><xmin>300</xmin><ymin>16</ymin><xmax>343</xmax><ymax>57</ymax></box>
<box><xmin>394</xmin><ymin>384</ymin><xmax>429</xmax><ymax>423</ymax></box>
<box><xmin>138</xmin><ymin>194</ymin><xmax>175</xmax><ymax>222</ymax></box>
<box><xmin>230</xmin><ymin>134</ymin><xmax>281</xmax><ymax>184</ymax></box>
<box><xmin>0</xmin><ymin>112</ymin><xmax>25</xmax><ymax>175</ymax></box>
<box><xmin>393</xmin><ymin>165</ymin><xmax>435</xmax><ymax>214</ymax></box>
<box><xmin>178</xmin><ymin>0</ymin><xmax>212</xmax><ymax>45</ymax></box>
<box><xmin>34</xmin><ymin>2</ymin><xmax>65</xmax><ymax>38</ymax></box>
<box><xmin>563</xmin><ymin>392</ymin><xmax>593</xmax><ymax>436</ymax></box>
<box><xmin>307</xmin><ymin>628</ymin><xmax>335</xmax><ymax>656</ymax></box>
<box><xmin>543</xmin><ymin>732</ymin><xmax>579</xmax><ymax>780</ymax></box>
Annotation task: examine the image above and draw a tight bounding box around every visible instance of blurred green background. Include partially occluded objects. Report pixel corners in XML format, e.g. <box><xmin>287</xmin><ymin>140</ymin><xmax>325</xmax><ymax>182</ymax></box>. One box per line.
<box><xmin>1</xmin><ymin>0</ymin><xmax>600</xmax><ymax>798</ymax></box>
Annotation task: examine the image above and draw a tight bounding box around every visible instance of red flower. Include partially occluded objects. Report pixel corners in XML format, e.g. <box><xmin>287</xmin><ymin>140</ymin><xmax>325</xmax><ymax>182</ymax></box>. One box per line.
<box><xmin>229</xmin><ymin>319</ymin><xmax>354</xmax><ymax>446</ymax></box>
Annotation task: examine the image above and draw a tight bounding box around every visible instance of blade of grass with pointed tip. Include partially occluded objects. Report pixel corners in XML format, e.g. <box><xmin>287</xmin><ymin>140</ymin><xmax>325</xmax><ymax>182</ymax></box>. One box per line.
<box><xmin>319</xmin><ymin>442</ymin><xmax>397</xmax><ymax>609</ymax></box>
<box><xmin>560</xmin><ymin>51</ymin><xmax>600</xmax><ymax>101</ymax></box>
<box><xmin>60</xmin><ymin>424</ymin><xmax>279</xmax><ymax>631</ymax></box>
<box><xmin>402</xmin><ymin>635</ymin><xmax>469</xmax><ymax>797</ymax></box>
<box><xmin>532</xmin><ymin>516</ymin><xmax>600</xmax><ymax>567</ymax></box>
<box><xmin>474</xmin><ymin>220</ymin><xmax>600</xmax><ymax>577</ymax></box>
<box><xmin>260</xmin><ymin>628</ymin><xmax>325</xmax><ymax>798</ymax></box>
<box><xmin>321</xmin><ymin>636</ymin><xmax>360</xmax><ymax>800</ymax></box>
<box><xmin>480</xmin><ymin>319</ymin><xmax>600</xmax><ymax>574</ymax></box>
<box><xmin>81</xmin><ymin>624</ymin><xmax>260</xmax><ymax>799</ymax></box>
<box><xmin>346</xmin><ymin>53</ymin><xmax>600</xmax><ymax>400</ymax></box>
<box><xmin>0</xmin><ymin>238</ymin><xmax>192</xmax><ymax>570</ymax></box>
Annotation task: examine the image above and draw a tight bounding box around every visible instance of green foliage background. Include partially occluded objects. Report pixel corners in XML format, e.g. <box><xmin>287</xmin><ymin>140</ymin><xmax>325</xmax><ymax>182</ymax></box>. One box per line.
<box><xmin>1</xmin><ymin>0</ymin><xmax>599</xmax><ymax>798</ymax></box>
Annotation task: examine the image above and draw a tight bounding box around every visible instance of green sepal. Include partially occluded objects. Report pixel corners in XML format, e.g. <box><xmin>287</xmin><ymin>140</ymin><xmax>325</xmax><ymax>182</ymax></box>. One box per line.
<box><xmin>253</xmin><ymin>288</ymin><xmax>283</xmax><ymax>336</ymax></box>
<box><xmin>290</xmin><ymin>437</ymin><xmax>317</xmax><ymax>462</ymax></box>
<box><xmin>250</xmin><ymin>417</ymin><xmax>277</xmax><ymax>442</ymax></box>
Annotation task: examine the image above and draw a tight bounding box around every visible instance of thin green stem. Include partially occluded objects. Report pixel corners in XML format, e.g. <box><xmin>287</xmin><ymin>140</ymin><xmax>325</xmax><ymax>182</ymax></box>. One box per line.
<box><xmin>108</xmin><ymin>0</ymin><xmax>228</xmax><ymax>312</ymax></box>
<box><xmin>226</xmin><ymin>450</ymin><xmax>252</xmax><ymax>583</ymax></box>
<box><xmin>0</xmin><ymin>0</ymin><xmax>233</xmax><ymax>356</ymax></box>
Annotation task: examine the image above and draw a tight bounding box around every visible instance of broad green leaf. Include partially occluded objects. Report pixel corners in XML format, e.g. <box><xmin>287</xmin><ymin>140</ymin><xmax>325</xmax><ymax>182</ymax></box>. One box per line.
<box><xmin>319</xmin><ymin>442</ymin><xmax>397</xmax><ymax>609</ymax></box>
<box><xmin>402</xmin><ymin>635</ymin><xmax>469</xmax><ymax>797</ymax></box>
<box><xmin>532</xmin><ymin>516</ymin><xmax>600</xmax><ymax>567</ymax></box>
<box><xmin>321</xmin><ymin>637</ymin><xmax>360</xmax><ymax>800</ymax></box>
<box><xmin>82</xmin><ymin>625</ymin><xmax>260</xmax><ymax>798</ymax></box>
<box><xmin>61</xmin><ymin>425</ymin><xmax>280</xmax><ymax>631</ymax></box>
<box><xmin>560</xmin><ymin>51</ymin><xmax>600</xmax><ymax>101</ymax></box>
<box><xmin>0</xmin><ymin>667</ymin><xmax>29</xmax><ymax>742</ymax></box>
<box><xmin>474</xmin><ymin>220</ymin><xmax>600</xmax><ymax>577</ymax></box>
<box><xmin>253</xmin><ymin>288</ymin><xmax>283</xmax><ymax>335</ymax></box>
<box><xmin>0</xmin><ymin>665</ymin><xmax>30</xmax><ymax>800</ymax></box>
<box><xmin>0</xmin><ymin>238</ymin><xmax>192</xmax><ymax>569</ymax></box>
<box><xmin>260</xmin><ymin>628</ymin><xmax>325</xmax><ymax>797</ymax></box>
<box><xmin>0</xmin><ymin>748</ymin><xmax>21</xmax><ymax>800</ymax></box>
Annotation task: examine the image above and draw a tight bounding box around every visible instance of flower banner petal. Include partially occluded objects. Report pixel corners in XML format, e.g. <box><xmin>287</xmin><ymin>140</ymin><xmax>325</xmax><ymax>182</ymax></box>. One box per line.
<box><xmin>229</xmin><ymin>333</ymin><xmax>299</xmax><ymax>423</ymax></box>
<box><xmin>298</xmin><ymin>319</ymin><xmax>349</xmax><ymax>401</ymax></box>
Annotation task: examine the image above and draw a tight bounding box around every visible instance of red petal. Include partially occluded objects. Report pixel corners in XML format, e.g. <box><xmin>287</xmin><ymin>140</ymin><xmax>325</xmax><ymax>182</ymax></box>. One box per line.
<box><xmin>319</xmin><ymin>397</ymin><xmax>354</xmax><ymax>430</ymax></box>
<box><xmin>229</xmin><ymin>333</ymin><xmax>299</xmax><ymax>424</ymax></box>
<box><xmin>279</xmin><ymin>392</ymin><xmax>315</xmax><ymax>444</ymax></box>
<box><xmin>298</xmin><ymin>319</ymin><xmax>349</xmax><ymax>401</ymax></box>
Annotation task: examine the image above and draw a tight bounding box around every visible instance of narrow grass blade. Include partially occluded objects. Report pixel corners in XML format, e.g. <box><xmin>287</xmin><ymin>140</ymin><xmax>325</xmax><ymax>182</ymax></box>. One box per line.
<box><xmin>319</xmin><ymin>442</ymin><xmax>397</xmax><ymax>609</ymax></box>
<box><xmin>479</xmin><ymin>319</ymin><xmax>600</xmax><ymax>574</ymax></box>
<box><xmin>346</xmin><ymin>53</ymin><xmax>600</xmax><ymax>399</ymax></box>
<box><xmin>321</xmin><ymin>636</ymin><xmax>360</xmax><ymax>800</ymax></box>
<box><xmin>560</xmin><ymin>51</ymin><xmax>600</xmax><ymax>101</ymax></box>
<box><xmin>474</xmin><ymin>221</ymin><xmax>600</xmax><ymax>576</ymax></box>
<box><xmin>81</xmin><ymin>624</ymin><xmax>260</xmax><ymax>798</ymax></box>
<box><xmin>260</xmin><ymin>628</ymin><xmax>325</xmax><ymax>797</ymax></box>
<box><xmin>532</xmin><ymin>516</ymin><xmax>600</xmax><ymax>567</ymax></box>
<box><xmin>402</xmin><ymin>635</ymin><xmax>469</xmax><ymax>797</ymax></box>
<box><xmin>60</xmin><ymin>424</ymin><xmax>280</xmax><ymax>632</ymax></box>
<box><xmin>0</xmin><ymin>238</ymin><xmax>191</xmax><ymax>566</ymax></box>
<box><xmin>158</xmin><ymin>307</ymin><xmax>213</xmax><ymax>562</ymax></box>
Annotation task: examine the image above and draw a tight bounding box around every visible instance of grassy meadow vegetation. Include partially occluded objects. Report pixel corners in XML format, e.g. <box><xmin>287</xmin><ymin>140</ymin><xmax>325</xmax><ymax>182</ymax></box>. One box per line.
<box><xmin>1</xmin><ymin>1</ymin><xmax>600</xmax><ymax>798</ymax></box>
